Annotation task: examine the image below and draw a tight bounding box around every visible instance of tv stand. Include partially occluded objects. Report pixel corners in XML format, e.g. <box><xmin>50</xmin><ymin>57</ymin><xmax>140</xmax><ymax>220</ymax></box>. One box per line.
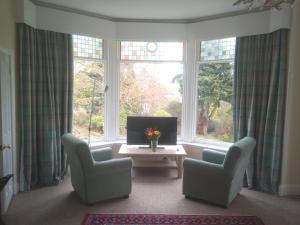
<box><xmin>138</xmin><ymin>146</ymin><xmax>165</xmax><ymax>149</ymax></box>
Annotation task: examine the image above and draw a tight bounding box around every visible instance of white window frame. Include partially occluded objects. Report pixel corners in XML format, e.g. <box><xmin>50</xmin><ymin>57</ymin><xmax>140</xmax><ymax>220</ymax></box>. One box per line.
<box><xmin>193</xmin><ymin>39</ymin><xmax>235</xmax><ymax>145</ymax></box>
<box><xmin>72</xmin><ymin>37</ymin><xmax>107</xmax><ymax>142</ymax></box>
<box><xmin>117</xmin><ymin>40</ymin><xmax>186</xmax><ymax>140</ymax></box>
<box><xmin>73</xmin><ymin>37</ymin><xmax>234</xmax><ymax>148</ymax></box>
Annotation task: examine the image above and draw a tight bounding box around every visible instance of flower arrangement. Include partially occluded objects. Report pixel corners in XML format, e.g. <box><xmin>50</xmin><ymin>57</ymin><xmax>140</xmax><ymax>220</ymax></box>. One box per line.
<box><xmin>145</xmin><ymin>128</ymin><xmax>161</xmax><ymax>140</ymax></box>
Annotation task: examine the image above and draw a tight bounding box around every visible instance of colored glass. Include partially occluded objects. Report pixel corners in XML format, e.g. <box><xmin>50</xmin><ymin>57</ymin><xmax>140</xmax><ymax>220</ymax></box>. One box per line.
<box><xmin>121</xmin><ymin>41</ymin><xmax>183</xmax><ymax>61</ymax></box>
<box><xmin>73</xmin><ymin>35</ymin><xmax>103</xmax><ymax>60</ymax></box>
<box><xmin>200</xmin><ymin>37</ymin><xmax>236</xmax><ymax>62</ymax></box>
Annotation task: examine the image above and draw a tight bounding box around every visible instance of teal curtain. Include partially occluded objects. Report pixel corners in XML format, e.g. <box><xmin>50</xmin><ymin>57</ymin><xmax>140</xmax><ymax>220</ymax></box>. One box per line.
<box><xmin>17</xmin><ymin>23</ymin><xmax>73</xmax><ymax>191</ymax></box>
<box><xmin>233</xmin><ymin>29</ymin><xmax>289</xmax><ymax>194</ymax></box>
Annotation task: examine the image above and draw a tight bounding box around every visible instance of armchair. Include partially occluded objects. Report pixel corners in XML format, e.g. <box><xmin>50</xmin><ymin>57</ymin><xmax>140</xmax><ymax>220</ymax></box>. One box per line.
<box><xmin>183</xmin><ymin>137</ymin><xmax>256</xmax><ymax>207</ymax></box>
<box><xmin>61</xmin><ymin>133</ymin><xmax>132</xmax><ymax>204</ymax></box>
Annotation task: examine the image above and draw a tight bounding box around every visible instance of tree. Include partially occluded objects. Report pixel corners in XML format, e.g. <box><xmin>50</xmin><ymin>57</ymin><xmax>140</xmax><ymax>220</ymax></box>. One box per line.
<box><xmin>119</xmin><ymin>62</ymin><xmax>172</xmax><ymax>135</ymax></box>
<box><xmin>73</xmin><ymin>59</ymin><xmax>105</xmax><ymax>138</ymax></box>
<box><xmin>173</xmin><ymin>62</ymin><xmax>233</xmax><ymax>135</ymax></box>
<box><xmin>197</xmin><ymin>63</ymin><xmax>233</xmax><ymax>135</ymax></box>
<box><xmin>74</xmin><ymin>60</ymin><xmax>105</xmax><ymax>113</ymax></box>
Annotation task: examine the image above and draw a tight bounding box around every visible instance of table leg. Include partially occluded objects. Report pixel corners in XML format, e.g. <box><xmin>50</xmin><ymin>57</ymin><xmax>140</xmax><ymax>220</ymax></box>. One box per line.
<box><xmin>176</xmin><ymin>156</ymin><xmax>183</xmax><ymax>178</ymax></box>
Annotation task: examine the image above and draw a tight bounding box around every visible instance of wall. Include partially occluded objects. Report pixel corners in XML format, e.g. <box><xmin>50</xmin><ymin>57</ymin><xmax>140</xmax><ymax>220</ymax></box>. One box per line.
<box><xmin>280</xmin><ymin>1</ymin><xmax>300</xmax><ymax>196</ymax></box>
<box><xmin>187</xmin><ymin>11</ymin><xmax>271</xmax><ymax>41</ymax></box>
<box><xmin>15</xmin><ymin>0</ymin><xmax>36</xmax><ymax>27</ymax></box>
<box><xmin>0</xmin><ymin>0</ymin><xmax>16</xmax><ymax>50</ymax></box>
<box><xmin>36</xmin><ymin>5</ymin><xmax>116</xmax><ymax>39</ymax></box>
<box><xmin>116</xmin><ymin>22</ymin><xmax>186</xmax><ymax>41</ymax></box>
<box><xmin>269</xmin><ymin>6</ymin><xmax>291</xmax><ymax>32</ymax></box>
<box><xmin>28</xmin><ymin>3</ymin><xmax>290</xmax><ymax>41</ymax></box>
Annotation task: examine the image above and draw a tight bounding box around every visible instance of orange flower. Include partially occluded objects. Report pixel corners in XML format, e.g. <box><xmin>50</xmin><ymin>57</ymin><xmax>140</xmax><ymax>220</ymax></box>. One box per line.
<box><xmin>145</xmin><ymin>128</ymin><xmax>161</xmax><ymax>139</ymax></box>
<box><xmin>154</xmin><ymin>131</ymin><xmax>160</xmax><ymax>135</ymax></box>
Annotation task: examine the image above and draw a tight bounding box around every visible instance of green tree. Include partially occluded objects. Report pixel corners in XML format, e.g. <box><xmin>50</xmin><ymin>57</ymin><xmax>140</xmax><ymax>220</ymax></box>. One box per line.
<box><xmin>197</xmin><ymin>63</ymin><xmax>233</xmax><ymax>135</ymax></box>
<box><xmin>73</xmin><ymin>60</ymin><xmax>105</xmax><ymax>138</ymax></box>
<box><xmin>119</xmin><ymin>63</ymin><xmax>172</xmax><ymax>135</ymax></box>
<box><xmin>173</xmin><ymin>62</ymin><xmax>233</xmax><ymax>135</ymax></box>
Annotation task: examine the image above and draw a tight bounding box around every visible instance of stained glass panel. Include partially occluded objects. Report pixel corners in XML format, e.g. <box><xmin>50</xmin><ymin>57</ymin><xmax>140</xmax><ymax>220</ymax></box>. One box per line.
<box><xmin>73</xmin><ymin>35</ymin><xmax>103</xmax><ymax>60</ymax></box>
<box><xmin>121</xmin><ymin>41</ymin><xmax>183</xmax><ymax>61</ymax></box>
<box><xmin>200</xmin><ymin>37</ymin><xmax>236</xmax><ymax>62</ymax></box>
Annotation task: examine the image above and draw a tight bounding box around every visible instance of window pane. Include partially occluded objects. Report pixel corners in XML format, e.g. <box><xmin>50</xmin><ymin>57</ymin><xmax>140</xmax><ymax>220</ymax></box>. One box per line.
<box><xmin>120</xmin><ymin>62</ymin><xmax>183</xmax><ymax>136</ymax></box>
<box><xmin>121</xmin><ymin>41</ymin><xmax>183</xmax><ymax>61</ymax></box>
<box><xmin>196</xmin><ymin>62</ymin><xmax>233</xmax><ymax>142</ymax></box>
<box><xmin>200</xmin><ymin>37</ymin><xmax>236</xmax><ymax>62</ymax></box>
<box><xmin>73</xmin><ymin>59</ymin><xmax>105</xmax><ymax>141</ymax></box>
<box><xmin>73</xmin><ymin>35</ymin><xmax>103</xmax><ymax>60</ymax></box>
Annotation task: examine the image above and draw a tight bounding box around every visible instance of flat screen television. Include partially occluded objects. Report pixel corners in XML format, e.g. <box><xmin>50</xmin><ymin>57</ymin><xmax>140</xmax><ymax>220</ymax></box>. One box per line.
<box><xmin>127</xmin><ymin>116</ymin><xmax>177</xmax><ymax>145</ymax></box>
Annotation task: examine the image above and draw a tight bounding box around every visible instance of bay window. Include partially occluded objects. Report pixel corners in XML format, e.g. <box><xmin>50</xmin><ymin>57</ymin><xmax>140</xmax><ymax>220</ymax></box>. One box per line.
<box><xmin>71</xmin><ymin>35</ymin><xmax>236</xmax><ymax>146</ymax></box>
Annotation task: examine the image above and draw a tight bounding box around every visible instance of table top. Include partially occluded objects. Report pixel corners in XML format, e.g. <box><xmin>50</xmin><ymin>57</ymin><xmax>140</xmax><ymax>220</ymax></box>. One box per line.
<box><xmin>118</xmin><ymin>144</ymin><xmax>187</xmax><ymax>156</ymax></box>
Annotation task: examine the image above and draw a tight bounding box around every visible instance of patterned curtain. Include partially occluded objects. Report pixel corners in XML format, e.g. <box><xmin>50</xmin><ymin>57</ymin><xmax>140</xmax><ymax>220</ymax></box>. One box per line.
<box><xmin>17</xmin><ymin>23</ymin><xmax>73</xmax><ymax>191</ymax></box>
<box><xmin>233</xmin><ymin>29</ymin><xmax>289</xmax><ymax>194</ymax></box>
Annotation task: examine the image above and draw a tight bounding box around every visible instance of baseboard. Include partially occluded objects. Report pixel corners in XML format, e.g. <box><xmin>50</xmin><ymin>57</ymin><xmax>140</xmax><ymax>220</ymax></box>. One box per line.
<box><xmin>279</xmin><ymin>184</ymin><xmax>300</xmax><ymax>196</ymax></box>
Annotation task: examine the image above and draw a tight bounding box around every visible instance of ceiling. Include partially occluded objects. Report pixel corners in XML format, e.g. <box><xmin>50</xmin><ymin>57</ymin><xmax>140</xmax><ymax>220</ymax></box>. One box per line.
<box><xmin>32</xmin><ymin>0</ymin><xmax>251</xmax><ymax>21</ymax></box>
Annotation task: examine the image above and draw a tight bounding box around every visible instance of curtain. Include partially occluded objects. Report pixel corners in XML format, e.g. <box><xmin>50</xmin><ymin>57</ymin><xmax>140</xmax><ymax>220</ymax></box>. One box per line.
<box><xmin>18</xmin><ymin>23</ymin><xmax>73</xmax><ymax>191</ymax></box>
<box><xmin>233</xmin><ymin>29</ymin><xmax>289</xmax><ymax>194</ymax></box>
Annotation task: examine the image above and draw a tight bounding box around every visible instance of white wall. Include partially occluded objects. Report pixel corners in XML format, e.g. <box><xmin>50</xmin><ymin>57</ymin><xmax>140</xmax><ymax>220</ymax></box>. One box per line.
<box><xmin>269</xmin><ymin>6</ymin><xmax>291</xmax><ymax>32</ymax></box>
<box><xmin>116</xmin><ymin>22</ymin><xmax>186</xmax><ymax>41</ymax></box>
<box><xmin>16</xmin><ymin>0</ymin><xmax>36</xmax><ymax>27</ymax></box>
<box><xmin>187</xmin><ymin>11</ymin><xmax>271</xmax><ymax>40</ymax></box>
<box><xmin>36</xmin><ymin>5</ymin><xmax>116</xmax><ymax>39</ymax></box>
<box><xmin>16</xmin><ymin>2</ymin><xmax>291</xmax><ymax>40</ymax></box>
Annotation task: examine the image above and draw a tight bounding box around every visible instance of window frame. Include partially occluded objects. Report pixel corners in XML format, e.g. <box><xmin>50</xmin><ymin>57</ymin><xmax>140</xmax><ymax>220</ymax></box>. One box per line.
<box><xmin>193</xmin><ymin>38</ymin><xmax>236</xmax><ymax>144</ymax></box>
<box><xmin>117</xmin><ymin>40</ymin><xmax>186</xmax><ymax>140</ymax></box>
<box><xmin>72</xmin><ymin>35</ymin><xmax>107</xmax><ymax>142</ymax></box>
<box><xmin>72</xmin><ymin>36</ymin><xmax>234</xmax><ymax>147</ymax></box>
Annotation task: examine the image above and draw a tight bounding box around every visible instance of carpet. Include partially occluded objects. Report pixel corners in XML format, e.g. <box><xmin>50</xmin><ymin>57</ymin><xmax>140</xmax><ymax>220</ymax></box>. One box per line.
<box><xmin>82</xmin><ymin>214</ymin><xmax>265</xmax><ymax>225</ymax></box>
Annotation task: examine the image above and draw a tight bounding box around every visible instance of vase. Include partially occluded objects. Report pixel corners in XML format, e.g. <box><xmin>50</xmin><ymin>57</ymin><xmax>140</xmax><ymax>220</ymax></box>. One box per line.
<box><xmin>150</xmin><ymin>139</ymin><xmax>158</xmax><ymax>152</ymax></box>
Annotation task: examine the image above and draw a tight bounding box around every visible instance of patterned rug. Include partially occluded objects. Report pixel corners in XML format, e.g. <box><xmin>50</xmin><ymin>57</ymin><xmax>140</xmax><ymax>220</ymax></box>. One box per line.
<box><xmin>82</xmin><ymin>214</ymin><xmax>265</xmax><ymax>225</ymax></box>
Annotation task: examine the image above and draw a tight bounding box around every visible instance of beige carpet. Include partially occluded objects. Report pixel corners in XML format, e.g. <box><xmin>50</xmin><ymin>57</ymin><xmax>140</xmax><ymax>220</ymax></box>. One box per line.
<box><xmin>4</xmin><ymin>168</ymin><xmax>300</xmax><ymax>225</ymax></box>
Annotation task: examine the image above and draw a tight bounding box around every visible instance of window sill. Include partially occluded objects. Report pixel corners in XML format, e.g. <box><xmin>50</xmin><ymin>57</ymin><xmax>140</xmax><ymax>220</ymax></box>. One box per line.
<box><xmin>88</xmin><ymin>139</ymin><xmax>231</xmax><ymax>152</ymax></box>
<box><xmin>183</xmin><ymin>141</ymin><xmax>230</xmax><ymax>152</ymax></box>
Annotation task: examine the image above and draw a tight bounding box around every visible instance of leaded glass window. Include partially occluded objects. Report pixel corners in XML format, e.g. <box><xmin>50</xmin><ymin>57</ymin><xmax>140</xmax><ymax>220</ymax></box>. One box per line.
<box><xmin>120</xmin><ymin>41</ymin><xmax>183</xmax><ymax>61</ymax></box>
<box><xmin>73</xmin><ymin>35</ymin><xmax>103</xmax><ymax>60</ymax></box>
<box><xmin>200</xmin><ymin>37</ymin><xmax>236</xmax><ymax>62</ymax></box>
<box><xmin>72</xmin><ymin>34</ymin><xmax>105</xmax><ymax>141</ymax></box>
<box><xmin>196</xmin><ymin>37</ymin><xmax>236</xmax><ymax>143</ymax></box>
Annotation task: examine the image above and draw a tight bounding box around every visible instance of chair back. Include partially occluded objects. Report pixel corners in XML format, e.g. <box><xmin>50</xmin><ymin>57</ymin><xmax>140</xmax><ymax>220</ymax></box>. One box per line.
<box><xmin>61</xmin><ymin>133</ymin><xmax>94</xmax><ymax>175</ymax></box>
<box><xmin>223</xmin><ymin>137</ymin><xmax>256</xmax><ymax>179</ymax></box>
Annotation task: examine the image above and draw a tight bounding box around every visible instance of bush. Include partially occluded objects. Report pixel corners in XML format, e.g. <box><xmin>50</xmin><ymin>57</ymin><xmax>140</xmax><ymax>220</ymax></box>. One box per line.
<box><xmin>73</xmin><ymin>109</ymin><xmax>90</xmax><ymax>127</ymax></box>
<box><xmin>90</xmin><ymin>115</ymin><xmax>104</xmax><ymax>132</ymax></box>
<box><xmin>154</xmin><ymin>110</ymin><xmax>171</xmax><ymax>117</ymax></box>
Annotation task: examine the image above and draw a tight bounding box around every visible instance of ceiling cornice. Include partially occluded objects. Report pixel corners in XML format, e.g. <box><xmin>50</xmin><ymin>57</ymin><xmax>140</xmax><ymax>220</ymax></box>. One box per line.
<box><xmin>30</xmin><ymin>0</ymin><xmax>268</xmax><ymax>24</ymax></box>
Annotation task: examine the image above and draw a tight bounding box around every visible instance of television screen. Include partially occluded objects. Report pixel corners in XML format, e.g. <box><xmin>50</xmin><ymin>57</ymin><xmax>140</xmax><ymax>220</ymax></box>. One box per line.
<box><xmin>127</xmin><ymin>116</ymin><xmax>177</xmax><ymax>145</ymax></box>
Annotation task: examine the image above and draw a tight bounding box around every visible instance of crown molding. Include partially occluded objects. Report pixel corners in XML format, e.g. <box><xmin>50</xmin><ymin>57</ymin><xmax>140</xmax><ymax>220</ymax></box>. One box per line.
<box><xmin>30</xmin><ymin>0</ymin><xmax>268</xmax><ymax>24</ymax></box>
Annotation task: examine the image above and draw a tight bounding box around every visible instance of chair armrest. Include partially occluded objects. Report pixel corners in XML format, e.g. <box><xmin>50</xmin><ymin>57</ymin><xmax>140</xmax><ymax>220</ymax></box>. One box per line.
<box><xmin>92</xmin><ymin>157</ymin><xmax>132</xmax><ymax>173</ymax></box>
<box><xmin>91</xmin><ymin>147</ymin><xmax>112</xmax><ymax>161</ymax></box>
<box><xmin>202</xmin><ymin>149</ymin><xmax>226</xmax><ymax>164</ymax></box>
<box><xmin>183</xmin><ymin>158</ymin><xmax>225</xmax><ymax>176</ymax></box>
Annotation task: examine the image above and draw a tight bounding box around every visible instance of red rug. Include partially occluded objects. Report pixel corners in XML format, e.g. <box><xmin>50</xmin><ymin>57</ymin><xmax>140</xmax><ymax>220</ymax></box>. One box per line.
<box><xmin>82</xmin><ymin>214</ymin><xmax>265</xmax><ymax>225</ymax></box>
